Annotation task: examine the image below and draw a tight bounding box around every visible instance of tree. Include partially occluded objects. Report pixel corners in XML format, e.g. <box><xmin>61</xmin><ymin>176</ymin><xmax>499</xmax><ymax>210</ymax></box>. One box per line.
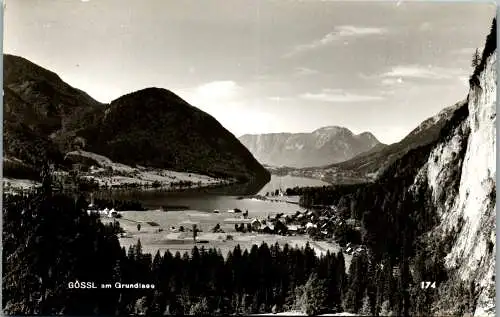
<box><xmin>134</xmin><ymin>296</ymin><xmax>149</xmax><ymax>315</ymax></box>
<box><xmin>292</xmin><ymin>273</ymin><xmax>328</xmax><ymax>316</ymax></box>
<box><xmin>471</xmin><ymin>48</ymin><xmax>481</xmax><ymax>68</ymax></box>
<box><xmin>380</xmin><ymin>300</ymin><xmax>393</xmax><ymax>316</ymax></box>
<box><xmin>359</xmin><ymin>291</ymin><xmax>371</xmax><ymax>316</ymax></box>
<box><xmin>136</xmin><ymin>239</ymin><xmax>143</xmax><ymax>258</ymax></box>
<box><xmin>192</xmin><ymin>224</ymin><xmax>198</xmax><ymax>242</ymax></box>
<box><xmin>189</xmin><ymin>297</ymin><xmax>209</xmax><ymax>316</ymax></box>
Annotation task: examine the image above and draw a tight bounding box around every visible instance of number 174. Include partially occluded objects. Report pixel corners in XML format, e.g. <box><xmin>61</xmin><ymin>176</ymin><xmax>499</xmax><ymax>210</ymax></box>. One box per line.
<box><xmin>420</xmin><ymin>281</ymin><xmax>436</xmax><ymax>289</ymax></box>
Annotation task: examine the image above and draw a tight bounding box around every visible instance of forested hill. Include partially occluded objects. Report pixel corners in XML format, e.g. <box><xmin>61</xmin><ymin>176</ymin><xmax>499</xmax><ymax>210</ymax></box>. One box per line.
<box><xmin>3</xmin><ymin>54</ymin><xmax>269</xmax><ymax>183</ymax></box>
<box><xmin>296</xmin><ymin>17</ymin><xmax>497</xmax><ymax>316</ymax></box>
<box><xmin>78</xmin><ymin>87</ymin><xmax>270</xmax><ymax>182</ymax></box>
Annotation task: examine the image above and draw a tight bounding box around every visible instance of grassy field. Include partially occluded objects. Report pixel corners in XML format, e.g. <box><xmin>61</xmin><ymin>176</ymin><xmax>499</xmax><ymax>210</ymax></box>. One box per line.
<box><xmin>102</xmin><ymin>209</ymin><xmax>352</xmax><ymax>269</ymax></box>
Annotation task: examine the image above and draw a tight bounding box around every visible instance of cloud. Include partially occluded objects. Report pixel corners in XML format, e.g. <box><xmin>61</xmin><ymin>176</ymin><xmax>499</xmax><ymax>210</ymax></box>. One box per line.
<box><xmin>299</xmin><ymin>89</ymin><xmax>385</xmax><ymax>103</ymax></box>
<box><xmin>381</xmin><ymin>65</ymin><xmax>466</xmax><ymax>81</ymax></box>
<box><xmin>294</xmin><ymin>67</ymin><xmax>320</xmax><ymax>76</ymax></box>
<box><xmin>285</xmin><ymin>25</ymin><xmax>387</xmax><ymax>57</ymax></box>
<box><xmin>419</xmin><ymin>22</ymin><xmax>432</xmax><ymax>31</ymax></box>
<box><xmin>267</xmin><ymin>96</ymin><xmax>295</xmax><ymax>102</ymax></box>
<box><xmin>195</xmin><ymin>80</ymin><xmax>241</xmax><ymax>100</ymax></box>
<box><xmin>381</xmin><ymin>77</ymin><xmax>404</xmax><ymax>86</ymax></box>
<box><xmin>451</xmin><ymin>47</ymin><xmax>479</xmax><ymax>56</ymax></box>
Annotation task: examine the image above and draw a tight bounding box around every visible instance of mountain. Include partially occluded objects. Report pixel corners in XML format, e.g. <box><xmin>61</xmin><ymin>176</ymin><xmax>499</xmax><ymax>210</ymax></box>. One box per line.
<box><xmin>422</xmin><ymin>21</ymin><xmax>496</xmax><ymax>315</ymax></box>
<box><xmin>298</xmin><ymin>17</ymin><xmax>496</xmax><ymax>316</ymax></box>
<box><xmin>292</xmin><ymin>100</ymin><xmax>465</xmax><ymax>183</ymax></box>
<box><xmin>238</xmin><ymin>126</ymin><xmax>384</xmax><ymax>168</ymax></box>
<box><xmin>77</xmin><ymin>87</ymin><xmax>269</xmax><ymax>182</ymax></box>
<box><xmin>3</xmin><ymin>54</ymin><xmax>103</xmax><ymax>177</ymax></box>
<box><xmin>3</xmin><ymin>55</ymin><xmax>270</xmax><ymax>184</ymax></box>
<box><xmin>4</xmin><ymin>54</ymin><xmax>103</xmax><ymax>135</ymax></box>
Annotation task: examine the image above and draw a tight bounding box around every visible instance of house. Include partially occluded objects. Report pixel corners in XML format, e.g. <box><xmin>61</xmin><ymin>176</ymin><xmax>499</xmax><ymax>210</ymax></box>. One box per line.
<box><xmin>297</xmin><ymin>225</ymin><xmax>306</xmax><ymax>234</ymax></box>
<box><xmin>261</xmin><ymin>224</ymin><xmax>275</xmax><ymax>233</ymax></box>
<box><xmin>87</xmin><ymin>202</ymin><xmax>99</xmax><ymax>215</ymax></box>
<box><xmin>305</xmin><ymin>222</ymin><xmax>317</xmax><ymax>229</ymax></box>
<box><xmin>287</xmin><ymin>224</ymin><xmax>299</xmax><ymax>232</ymax></box>
<box><xmin>274</xmin><ymin>221</ymin><xmax>288</xmax><ymax>235</ymax></box>
<box><xmin>346</xmin><ymin>218</ymin><xmax>361</xmax><ymax>227</ymax></box>
<box><xmin>251</xmin><ymin>218</ymin><xmax>262</xmax><ymax>231</ymax></box>
<box><xmin>108</xmin><ymin>208</ymin><xmax>118</xmax><ymax>218</ymax></box>
<box><xmin>99</xmin><ymin>208</ymin><xmax>110</xmax><ymax>216</ymax></box>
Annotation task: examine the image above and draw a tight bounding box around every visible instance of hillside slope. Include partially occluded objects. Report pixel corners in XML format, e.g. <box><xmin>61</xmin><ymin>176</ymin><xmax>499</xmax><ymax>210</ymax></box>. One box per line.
<box><xmin>4</xmin><ymin>54</ymin><xmax>103</xmax><ymax>136</ymax></box>
<box><xmin>3</xmin><ymin>55</ymin><xmax>102</xmax><ymax>176</ymax></box>
<box><xmin>239</xmin><ymin>127</ymin><xmax>383</xmax><ymax>168</ymax></box>
<box><xmin>3</xmin><ymin>55</ymin><xmax>270</xmax><ymax>185</ymax></box>
<box><xmin>76</xmin><ymin>87</ymin><xmax>269</xmax><ymax>182</ymax></box>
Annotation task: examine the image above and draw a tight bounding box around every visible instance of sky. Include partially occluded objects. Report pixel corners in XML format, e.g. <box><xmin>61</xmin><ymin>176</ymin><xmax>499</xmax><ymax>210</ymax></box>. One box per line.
<box><xmin>4</xmin><ymin>0</ymin><xmax>496</xmax><ymax>144</ymax></box>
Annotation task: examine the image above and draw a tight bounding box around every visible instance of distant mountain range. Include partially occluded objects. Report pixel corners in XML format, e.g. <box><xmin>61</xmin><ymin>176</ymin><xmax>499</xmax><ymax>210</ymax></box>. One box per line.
<box><xmin>287</xmin><ymin>100</ymin><xmax>466</xmax><ymax>184</ymax></box>
<box><xmin>3</xmin><ymin>54</ymin><xmax>270</xmax><ymax>183</ymax></box>
<box><xmin>239</xmin><ymin>127</ymin><xmax>384</xmax><ymax>168</ymax></box>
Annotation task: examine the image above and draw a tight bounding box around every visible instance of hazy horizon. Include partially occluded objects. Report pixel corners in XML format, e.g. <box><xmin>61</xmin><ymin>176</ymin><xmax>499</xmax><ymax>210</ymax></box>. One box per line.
<box><xmin>4</xmin><ymin>0</ymin><xmax>496</xmax><ymax>144</ymax></box>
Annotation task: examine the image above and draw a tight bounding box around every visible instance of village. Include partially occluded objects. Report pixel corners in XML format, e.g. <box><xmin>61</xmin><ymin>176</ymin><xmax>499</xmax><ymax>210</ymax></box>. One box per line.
<box><xmin>219</xmin><ymin>204</ymin><xmax>368</xmax><ymax>257</ymax></box>
<box><xmin>85</xmin><ymin>187</ymin><xmax>368</xmax><ymax>258</ymax></box>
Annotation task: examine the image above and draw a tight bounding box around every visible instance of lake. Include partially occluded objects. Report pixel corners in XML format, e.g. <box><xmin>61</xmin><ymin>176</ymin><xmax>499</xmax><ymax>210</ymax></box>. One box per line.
<box><xmin>95</xmin><ymin>175</ymin><xmax>330</xmax><ymax>213</ymax></box>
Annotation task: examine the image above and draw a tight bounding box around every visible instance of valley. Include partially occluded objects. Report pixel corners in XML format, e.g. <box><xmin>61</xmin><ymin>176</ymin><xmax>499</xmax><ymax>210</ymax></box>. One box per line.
<box><xmin>2</xmin><ymin>3</ymin><xmax>496</xmax><ymax>316</ymax></box>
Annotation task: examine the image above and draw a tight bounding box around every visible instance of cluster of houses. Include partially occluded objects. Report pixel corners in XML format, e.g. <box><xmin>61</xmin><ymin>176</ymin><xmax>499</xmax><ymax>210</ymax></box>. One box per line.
<box><xmin>86</xmin><ymin>203</ymin><xmax>122</xmax><ymax>218</ymax></box>
<box><xmin>244</xmin><ymin>206</ymin><xmax>344</xmax><ymax>238</ymax></box>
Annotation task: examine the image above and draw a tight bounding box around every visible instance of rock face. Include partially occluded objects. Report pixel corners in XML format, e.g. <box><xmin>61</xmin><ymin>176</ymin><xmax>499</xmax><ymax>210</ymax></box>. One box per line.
<box><xmin>297</xmin><ymin>18</ymin><xmax>496</xmax><ymax>316</ymax></box>
<box><xmin>411</xmin><ymin>25</ymin><xmax>496</xmax><ymax>316</ymax></box>
<box><xmin>239</xmin><ymin>127</ymin><xmax>383</xmax><ymax>168</ymax></box>
<box><xmin>3</xmin><ymin>55</ymin><xmax>270</xmax><ymax>183</ymax></box>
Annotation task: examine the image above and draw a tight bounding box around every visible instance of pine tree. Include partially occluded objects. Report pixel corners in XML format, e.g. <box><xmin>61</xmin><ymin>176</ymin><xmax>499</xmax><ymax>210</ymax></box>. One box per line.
<box><xmin>360</xmin><ymin>290</ymin><xmax>371</xmax><ymax>316</ymax></box>
<box><xmin>293</xmin><ymin>272</ymin><xmax>328</xmax><ymax>316</ymax></box>
<box><xmin>471</xmin><ymin>48</ymin><xmax>481</xmax><ymax>68</ymax></box>
<box><xmin>380</xmin><ymin>300</ymin><xmax>393</xmax><ymax>316</ymax></box>
<box><xmin>136</xmin><ymin>239</ymin><xmax>143</xmax><ymax>258</ymax></box>
<box><xmin>192</xmin><ymin>224</ymin><xmax>198</xmax><ymax>242</ymax></box>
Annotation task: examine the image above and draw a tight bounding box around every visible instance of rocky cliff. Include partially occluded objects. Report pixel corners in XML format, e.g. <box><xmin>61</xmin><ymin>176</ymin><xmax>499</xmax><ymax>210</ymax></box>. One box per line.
<box><xmin>296</xmin><ymin>18</ymin><xmax>496</xmax><ymax>316</ymax></box>
<box><xmin>412</xmin><ymin>42</ymin><xmax>496</xmax><ymax>316</ymax></box>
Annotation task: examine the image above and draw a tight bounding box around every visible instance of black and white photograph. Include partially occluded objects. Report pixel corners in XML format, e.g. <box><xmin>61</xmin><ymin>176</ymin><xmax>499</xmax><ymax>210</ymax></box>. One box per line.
<box><xmin>2</xmin><ymin>0</ymin><xmax>497</xmax><ymax>316</ymax></box>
